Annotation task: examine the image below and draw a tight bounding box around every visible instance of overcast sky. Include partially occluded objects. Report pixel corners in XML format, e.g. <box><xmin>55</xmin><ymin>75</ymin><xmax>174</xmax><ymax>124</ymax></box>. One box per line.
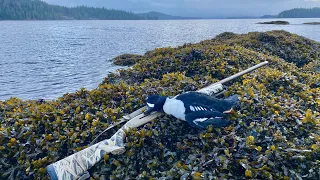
<box><xmin>43</xmin><ymin>0</ymin><xmax>320</xmax><ymax>18</ymax></box>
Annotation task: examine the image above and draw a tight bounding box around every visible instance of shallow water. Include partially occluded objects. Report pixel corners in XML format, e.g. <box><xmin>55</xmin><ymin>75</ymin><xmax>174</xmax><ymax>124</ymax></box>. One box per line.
<box><xmin>0</xmin><ymin>18</ymin><xmax>319</xmax><ymax>100</ymax></box>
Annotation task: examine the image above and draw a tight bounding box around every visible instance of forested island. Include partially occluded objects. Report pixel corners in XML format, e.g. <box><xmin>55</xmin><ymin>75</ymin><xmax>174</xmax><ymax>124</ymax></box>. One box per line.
<box><xmin>0</xmin><ymin>0</ymin><xmax>158</xmax><ymax>20</ymax></box>
<box><xmin>137</xmin><ymin>11</ymin><xmax>199</xmax><ymax>20</ymax></box>
<box><xmin>0</xmin><ymin>0</ymin><xmax>150</xmax><ymax>20</ymax></box>
<box><xmin>0</xmin><ymin>0</ymin><xmax>197</xmax><ymax>20</ymax></box>
<box><xmin>261</xmin><ymin>7</ymin><xmax>320</xmax><ymax>18</ymax></box>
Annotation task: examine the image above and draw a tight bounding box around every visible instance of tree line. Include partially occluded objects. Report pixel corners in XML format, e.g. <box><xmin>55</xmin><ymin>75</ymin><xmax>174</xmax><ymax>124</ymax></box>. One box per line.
<box><xmin>262</xmin><ymin>7</ymin><xmax>320</xmax><ymax>18</ymax></box>
<box><xmin>278</xmin><ymin>7</ymin><xmax>320</xmax><ymax>18</ymax></box>
<box><xmin>0</xmin><ymin>0</ymin><xmax>157</xmax><ymax>20</ymax></box>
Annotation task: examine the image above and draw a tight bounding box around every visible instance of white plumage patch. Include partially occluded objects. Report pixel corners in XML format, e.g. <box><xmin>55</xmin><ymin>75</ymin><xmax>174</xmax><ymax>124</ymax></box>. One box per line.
<box><xmin>190</xmin><ymin>105</ymin><xmax>214</xmax><ymax>113</ymax></box>
<box><xmin>213</xmin><ymin>116</ymin><xmax>223</xmax><ymax>119</ymax></box>
<box><xmin>193</xmin><ymin>116</ymin><xmax>223</xmax><ymax>124</ymax></box>
<box><xmin>163</xmin><ymin>98</ymin><xmax>186</xmax><ymax>121</ymax></box>
<box><xmin>193</xmin><ymin>118</ymin><xmax>208</xmax><ymax>123</ymax></box>
<box><xmin>147</xmin><ymin>103</ymin><xmax>154</xmax><ymax>108</ymax></box>
<box><xmin>191</xmin><ymin>106</ymin><xmax>209</xmax><ymax>112</ymax></box>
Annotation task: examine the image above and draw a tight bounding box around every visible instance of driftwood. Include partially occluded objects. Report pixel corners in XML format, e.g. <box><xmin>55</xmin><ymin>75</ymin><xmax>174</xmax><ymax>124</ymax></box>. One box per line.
<box><xmin>46</xmin><ymin>61</ymin><xmax>269</xmax><ymax>180</ymax></box>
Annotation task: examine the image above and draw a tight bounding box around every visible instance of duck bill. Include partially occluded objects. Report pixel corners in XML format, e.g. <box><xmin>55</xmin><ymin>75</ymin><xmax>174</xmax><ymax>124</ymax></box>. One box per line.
<box><xmin>144</xmin><ymin>107</ymin><xmax>155</xmax><ymax>115</ymax></box>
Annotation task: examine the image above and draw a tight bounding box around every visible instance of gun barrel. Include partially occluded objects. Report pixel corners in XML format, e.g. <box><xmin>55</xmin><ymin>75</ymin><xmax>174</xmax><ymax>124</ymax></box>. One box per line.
<box><xmin>219</xmin><ymin>61</ymin><xmax>269</xmax><ymax>84</ymax></box>
<box><xmin>198</xmin><ymin>61</ymin><xmax>268</xmax><ymax>96</ymax></box>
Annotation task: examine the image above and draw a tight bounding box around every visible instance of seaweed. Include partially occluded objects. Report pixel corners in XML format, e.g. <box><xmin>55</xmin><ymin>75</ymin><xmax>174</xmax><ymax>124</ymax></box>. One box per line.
<box><xmin>0</xmin><ymin>30</ymin><xmax>319</xmax><ymax>179</ymax></box>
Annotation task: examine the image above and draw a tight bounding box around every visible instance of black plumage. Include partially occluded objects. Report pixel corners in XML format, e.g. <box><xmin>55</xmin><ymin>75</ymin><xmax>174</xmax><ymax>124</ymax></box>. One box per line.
<box><xmin>176</xmin><ymin>92</ymin><xmax>238</xmax><ymax>114</ymax></box>
<box><xmin>146</xmin><ymin>91</ymin><xmax>239</xmax><ymax>129</ymax></box>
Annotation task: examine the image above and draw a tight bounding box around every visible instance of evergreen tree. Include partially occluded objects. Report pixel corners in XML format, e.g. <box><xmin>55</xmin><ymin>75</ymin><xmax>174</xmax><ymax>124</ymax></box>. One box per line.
<box><xmin>278</xmin><ymin>7</ymin><xmax>320</xmax><ymax>18</ymax></box>
<box><xmin>0</xmin><ymin>0</ymin><xmax>157</xmax><ymax>20</ymax></box>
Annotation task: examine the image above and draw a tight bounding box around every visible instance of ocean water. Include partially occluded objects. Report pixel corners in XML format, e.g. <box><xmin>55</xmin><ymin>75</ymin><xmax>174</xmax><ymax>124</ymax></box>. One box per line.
<box><xmin>0</xmin><ymin>18</ymin><xmax>319</xmax><ymax>100</ymax></box>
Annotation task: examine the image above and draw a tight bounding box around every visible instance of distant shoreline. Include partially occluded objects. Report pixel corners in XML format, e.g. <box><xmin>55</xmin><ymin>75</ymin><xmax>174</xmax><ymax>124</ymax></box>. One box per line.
<box><xmin>1</xmin><ymin>17</ymin><xmax>320</xmax><ymax>21</ymax></box>
<box><xmin>0</xmin><ymin>19</ymin><xmax>204</xmax><ymax>21</ymax></box>
<box><xmin>261</xmin><ymin>7</ymin><xmax>320</xmax><ymax>19</ymax></box>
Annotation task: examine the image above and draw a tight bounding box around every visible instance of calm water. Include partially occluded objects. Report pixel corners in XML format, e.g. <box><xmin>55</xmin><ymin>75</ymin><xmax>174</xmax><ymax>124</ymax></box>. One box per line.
<box><xmin>1</xmin><ymin>18</ymin><xmax>320</xmax><ymax>100</ymax></box>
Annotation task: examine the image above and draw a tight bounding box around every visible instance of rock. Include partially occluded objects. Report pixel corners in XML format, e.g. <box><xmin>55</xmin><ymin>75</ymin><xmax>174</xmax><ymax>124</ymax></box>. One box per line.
<box><xmin>215</xmin><ymin>32</ymin><xmax>237</xmax><ymax>41</ymax></box>
<box><xmin>257</xmin><ymin>21</ymin><xmax>289</xmax><ymax>25</ymax></box>
<box><xmin>112</xmin><ymin>54</ymin><xmax>143</xmax><ymax>66</ymax></box>
<box><xmin>209</xmin><ymin>30</ymin><xmax>320</xmax><ymax>67</ymax></box>
<box><xmin>303</xmin><ymin>22</ymin><xmax>320</xmax><ymax>25</ymax></box>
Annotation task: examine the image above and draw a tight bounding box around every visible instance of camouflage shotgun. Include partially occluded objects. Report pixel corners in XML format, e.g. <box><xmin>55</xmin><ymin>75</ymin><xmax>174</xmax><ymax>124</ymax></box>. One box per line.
<box><xmin>46</xmin><ymin>61</ymin><xmax>269</xmax><ymax>180</ymax></box>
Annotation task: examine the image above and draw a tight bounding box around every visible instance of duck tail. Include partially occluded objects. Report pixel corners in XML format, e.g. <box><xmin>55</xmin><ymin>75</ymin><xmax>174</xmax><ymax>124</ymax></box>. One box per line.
<box><xmin>224</xmin><ymin>94</ymin><xmax>239</xmax><ymax>106</ymax></box>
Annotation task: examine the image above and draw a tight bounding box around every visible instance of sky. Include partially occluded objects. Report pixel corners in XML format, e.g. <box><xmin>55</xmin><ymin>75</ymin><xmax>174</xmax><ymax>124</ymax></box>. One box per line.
<box><xmin>43</xmin><ymin>0</ymin><xmax>320</xmax><ymax>18</ymax></box>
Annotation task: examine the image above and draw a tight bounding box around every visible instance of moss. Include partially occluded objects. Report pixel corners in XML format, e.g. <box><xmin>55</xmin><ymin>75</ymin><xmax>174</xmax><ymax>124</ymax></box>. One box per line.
<box><xmin>0</xmin><ymin>30</ymin><xmax>320</xmax><ymax>179</ymax></box>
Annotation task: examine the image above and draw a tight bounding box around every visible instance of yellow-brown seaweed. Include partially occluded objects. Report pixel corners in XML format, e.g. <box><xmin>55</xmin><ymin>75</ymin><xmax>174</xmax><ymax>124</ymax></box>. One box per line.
<box><xmin>0</xmin><ymin>30</ymin><xmax>319</xmax><ymax>179</ymax></box>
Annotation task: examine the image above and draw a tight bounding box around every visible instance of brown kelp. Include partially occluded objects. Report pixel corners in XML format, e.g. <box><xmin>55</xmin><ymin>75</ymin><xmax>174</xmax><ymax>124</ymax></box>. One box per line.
<box><xmin>112</xmin><ymin>54</ymin><xmax>143</xmax><ymax>66</ymax></box>
<box><xmin>0</xmin><ymin>30</ymin><xmax>319</xmax><ymax>179</ymax></box>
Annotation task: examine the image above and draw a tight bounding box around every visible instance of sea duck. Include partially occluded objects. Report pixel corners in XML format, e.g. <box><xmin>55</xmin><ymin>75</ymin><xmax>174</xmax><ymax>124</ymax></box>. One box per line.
<box><xmin>145</xmin><ymin>92</ymin><xmax>238</xmax><ymax>129</ymax></box>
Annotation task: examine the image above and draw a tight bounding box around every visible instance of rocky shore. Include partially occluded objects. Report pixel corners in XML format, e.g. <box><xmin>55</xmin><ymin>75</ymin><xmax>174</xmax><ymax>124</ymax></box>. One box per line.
<box><xmin>303</xmin><ymin>22</ymin><xmax>320</xmax><ymax>25</ymax></box>
<box><xmin>112</xmin><ymin>54</ymin><xmax>143</xmax><ymax>66</ymax></box>
<box><xmin>0</xmin><ymin>30</ymin><xmax>319</xmax><ymax>179</ymax></box>
<box><xmin>257</xmin><ymin>21</ymin><xmax>289</xmax><ymax>25</ymax></box>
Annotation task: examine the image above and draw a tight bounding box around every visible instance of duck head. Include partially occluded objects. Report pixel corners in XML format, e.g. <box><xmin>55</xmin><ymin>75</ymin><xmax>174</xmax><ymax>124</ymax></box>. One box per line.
<box><xmin>145</xmin><ymin>95</ymin><xmax>167</xmax><ymax>114</ymax></box>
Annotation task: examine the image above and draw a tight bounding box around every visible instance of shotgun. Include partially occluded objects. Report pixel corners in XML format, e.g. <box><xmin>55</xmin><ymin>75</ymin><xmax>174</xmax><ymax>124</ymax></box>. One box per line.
<box><xmin>46</xmin><ymin>61</ymin><xmax>269</xmax><ymax>180</ymax></box>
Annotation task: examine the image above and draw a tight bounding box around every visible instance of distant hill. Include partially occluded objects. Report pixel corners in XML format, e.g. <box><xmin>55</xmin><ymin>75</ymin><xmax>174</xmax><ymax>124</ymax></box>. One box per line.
<box><xmin>137</xmin><ymin>11</ymin><xmax>199</xmax><ymax>20</ymax></box>
<box><xmin>261</xmin><ymin>7</ymin><xmax>320</xmax><ymax>18</ymax></box>
<box><xmin>226</xmin><ymin>16</ymin><xmax>259</xmax><ymax>19</ymax></box>
<box><xmin>0</xmin><ymin>0</ymin><xmax>196</xmax><ymax>20</ymax></box>
<box><xmin>0</xmin><ymin>0</ymin><xmax>156</xmax><ymax>20</ymax></box>
<box><xmin>260</xmin><ymin>15</ymin><xmax>277</xmax><ymax>19</ymax></box>
<box><xmin>278</xmin><ymin>7</ymin><xmax>320</xmax><ymax>18</ymax></box>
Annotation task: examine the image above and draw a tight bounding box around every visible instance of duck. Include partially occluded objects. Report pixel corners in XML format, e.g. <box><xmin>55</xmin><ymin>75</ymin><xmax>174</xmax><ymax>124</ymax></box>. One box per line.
<box><xmin>145</xmin><ymin>92</ymin><xmax>238</xmax><ymax>129</ymax></box>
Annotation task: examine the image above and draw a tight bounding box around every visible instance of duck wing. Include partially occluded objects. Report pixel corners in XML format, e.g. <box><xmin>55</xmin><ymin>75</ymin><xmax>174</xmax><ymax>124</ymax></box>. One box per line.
<box><xmin>176</xmin><ymin>92</ymin><xmax>238</xmax><ymax>113</ymax></box>
<box><xmin>185</xmin><ymin>111</ymin><xmax>230</xmax><ymax>129</ymax></box>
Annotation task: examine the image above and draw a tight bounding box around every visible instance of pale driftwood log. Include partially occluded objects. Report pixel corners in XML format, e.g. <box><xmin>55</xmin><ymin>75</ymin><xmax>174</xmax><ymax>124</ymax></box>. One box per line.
<box><xmin>46</xmin><ymin>61</ymin><xmax>269</xmax><ymax>180</ymax></box>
